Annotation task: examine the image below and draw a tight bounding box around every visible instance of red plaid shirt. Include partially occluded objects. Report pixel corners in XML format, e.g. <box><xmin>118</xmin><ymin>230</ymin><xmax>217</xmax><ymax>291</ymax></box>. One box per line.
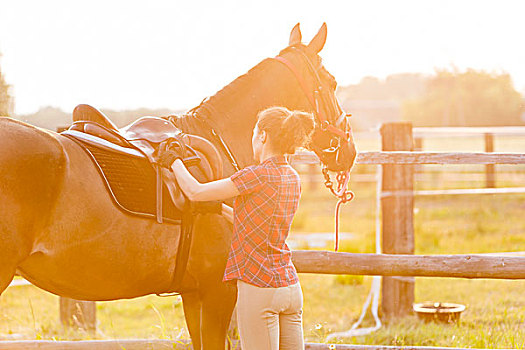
<box><xmin>223</xmin><ymin>155</ymin><xmax>300</xmax><ymax>288</ymax></box>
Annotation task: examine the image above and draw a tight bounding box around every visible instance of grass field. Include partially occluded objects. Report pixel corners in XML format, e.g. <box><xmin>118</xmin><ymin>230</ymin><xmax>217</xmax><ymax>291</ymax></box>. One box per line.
<box><xmin>296</xmin><ymin>184</ymin><xmax>525</xmax><ymax>348</ymax></box>
<box><xmin>1</xmin><ymin>135</ymin><xmax>524</xmax><ymax>348</ymax></box>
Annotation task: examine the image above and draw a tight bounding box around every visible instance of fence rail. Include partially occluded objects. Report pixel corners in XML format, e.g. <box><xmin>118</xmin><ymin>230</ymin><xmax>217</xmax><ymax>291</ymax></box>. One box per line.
<box><xmin>353</xmin><ymin>126</ymin><xmax>525</xmax><ymax>138</ymax></box>
<box><xmin>12</xmin><ymin>251</ymin><xmax>524</xmax><ymax>291</ymax></box>
<box><xmin>0</xmin><ymin>340</ymin><xmax>514</xmax><ymax>350</ymax></box>
<box><xmin>292</xmin><ymin>251</ymin><xmax>525</xmax><ymax>279</ymax></box>
<box><xmin>292</xmin><ymin>151</ymin><xmax>525</xmax><ymax>165</ymax></box>
<box><xmin>413</xmin><ymin>126</ymin><xmax>525</xmax><ymax>137</ymax></box>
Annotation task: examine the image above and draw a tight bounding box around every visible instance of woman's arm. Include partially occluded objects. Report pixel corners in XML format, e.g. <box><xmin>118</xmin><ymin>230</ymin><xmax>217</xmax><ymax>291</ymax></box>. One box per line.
<box><xmin>171</xmin><ymin>159</ymin><xmax>240</xmax><ymax>201</ymax></box>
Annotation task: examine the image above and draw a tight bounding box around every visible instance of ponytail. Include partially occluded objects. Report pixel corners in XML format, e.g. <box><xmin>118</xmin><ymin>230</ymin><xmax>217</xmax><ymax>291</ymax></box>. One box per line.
<box><xmin>256</xmin><ymin>107</ymin><xmax>315</xmax><ymax>155</ymax></box>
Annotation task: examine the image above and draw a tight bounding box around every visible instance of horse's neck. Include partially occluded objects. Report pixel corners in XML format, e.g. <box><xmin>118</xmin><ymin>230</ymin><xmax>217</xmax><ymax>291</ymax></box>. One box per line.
<box><xmin>182</xmin><ymin>58</ymin><xmax>309</xmax><ymax>173</ymax></box>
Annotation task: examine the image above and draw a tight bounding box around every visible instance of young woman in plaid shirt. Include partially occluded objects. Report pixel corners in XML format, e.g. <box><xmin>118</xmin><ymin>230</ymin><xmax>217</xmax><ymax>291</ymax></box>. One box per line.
<box><xmin>171</xmin><ymin>106</ymin><xmax>315</xmax><ymax>349</ymax></box>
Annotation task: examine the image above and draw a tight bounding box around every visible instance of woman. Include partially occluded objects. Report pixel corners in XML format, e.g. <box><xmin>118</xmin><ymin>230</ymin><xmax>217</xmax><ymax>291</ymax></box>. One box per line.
<box><xmin>169</xmin><ymin>106</ymin><xmax>315</xmax><ymax>350</ymax></box>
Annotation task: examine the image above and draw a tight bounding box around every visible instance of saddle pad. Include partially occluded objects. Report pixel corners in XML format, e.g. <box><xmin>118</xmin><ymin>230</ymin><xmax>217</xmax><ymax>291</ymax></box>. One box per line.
<box><xmin>69</xmin><ymin>136</ymin><xmax>181</xmax><ymax>223</ymax></box>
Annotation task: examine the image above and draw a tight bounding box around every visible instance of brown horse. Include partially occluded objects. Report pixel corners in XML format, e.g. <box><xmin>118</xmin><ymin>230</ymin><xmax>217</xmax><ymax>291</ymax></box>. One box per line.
<box><xmin>0</xmin><ymin>23</ymin><xmax>355</xmax><ymax>349</ymax></box>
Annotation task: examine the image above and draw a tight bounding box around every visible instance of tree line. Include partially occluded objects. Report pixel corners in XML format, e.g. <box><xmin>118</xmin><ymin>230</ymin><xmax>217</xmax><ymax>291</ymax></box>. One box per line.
<box><xmin>402</xmin><ymin>68</ymin><xmax>524</xmax><ymax>127</ymax></box>
<box><xmin>0</xmin><ymin>53</ymin><xmax>12</xmax><ymax>116</ymax></box>
<box><xmin>337</xmin><ymin>68</ymin><xmax>524</xmax><ymax>128</ymax></box>
<box><xmin>1</xmin><ymin>56</ymin><xmax>523</xmax><ymax>128</ymax></box>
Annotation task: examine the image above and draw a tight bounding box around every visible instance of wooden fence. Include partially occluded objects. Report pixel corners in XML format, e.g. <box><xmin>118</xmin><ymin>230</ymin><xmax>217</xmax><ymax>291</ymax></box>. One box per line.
<box><xmin>294</xmin><ymin>123</ymin><xmax>525</xmax><ymax>317</ymax></box>
<box><xmin>302</xmin><ymin>126</ymin><xmax>525</xmax><ymax>189</ymax></box>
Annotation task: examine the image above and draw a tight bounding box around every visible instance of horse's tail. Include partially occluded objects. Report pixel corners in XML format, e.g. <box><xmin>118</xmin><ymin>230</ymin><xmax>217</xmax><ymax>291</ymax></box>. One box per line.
<box><xmin>0</xmin><ymin>118</ymin><xmax>67</xmax><ymax>235</ymax></box>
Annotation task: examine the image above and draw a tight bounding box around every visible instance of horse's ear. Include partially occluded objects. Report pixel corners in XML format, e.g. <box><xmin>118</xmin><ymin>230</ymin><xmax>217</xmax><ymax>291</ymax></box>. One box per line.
<box><xmin>307</xmin><ymin>22</ymin><xmax>327</xmax><ymax>53</ymax></box>
<box><xmin>289</xmin><ymin>23</ymin><xmax>302</xmax><ymax>45</ymax></box>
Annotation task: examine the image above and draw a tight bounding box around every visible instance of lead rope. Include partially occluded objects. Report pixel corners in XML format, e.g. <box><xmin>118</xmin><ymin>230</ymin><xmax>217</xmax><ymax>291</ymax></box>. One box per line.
<box><xmin>322</xmin><ymin>167</ymin><xmax>354</xmax><ymax>251</ymax></box>
<box><xmin>326</xmin><ymin>164</ymin><xmax>383</xmax><ymax>341</ymax></box>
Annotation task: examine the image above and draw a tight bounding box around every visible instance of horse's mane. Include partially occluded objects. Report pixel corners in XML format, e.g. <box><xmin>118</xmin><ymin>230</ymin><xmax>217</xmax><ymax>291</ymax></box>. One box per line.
<box><xmin>192</xmin><ymin>58</ymin><xmax>275</xmax><ymax>125</ymax></box>
<box><xmin>175</xmin><ymin>53</ymin><xmax>303</xmax><ymax>169</ymax></box>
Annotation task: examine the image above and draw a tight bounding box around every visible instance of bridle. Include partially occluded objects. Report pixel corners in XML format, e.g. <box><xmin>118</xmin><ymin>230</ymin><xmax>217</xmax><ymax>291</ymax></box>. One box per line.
<box><xmin>273</xmin><ymin>46</ymin><xmax>355</xmax><ymax>251</ymax></box>
<box><xmin>274</xmin><ymin>47</ymin><xmax>349</xmax><ymax>136</ymax></box>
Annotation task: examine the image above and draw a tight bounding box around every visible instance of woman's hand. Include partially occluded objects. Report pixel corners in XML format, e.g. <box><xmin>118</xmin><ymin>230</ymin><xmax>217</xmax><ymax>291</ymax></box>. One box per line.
<box><xmin>171</xmin><ymin>159</ymin><xmax>240</xmax><ymax>201</ymax></box>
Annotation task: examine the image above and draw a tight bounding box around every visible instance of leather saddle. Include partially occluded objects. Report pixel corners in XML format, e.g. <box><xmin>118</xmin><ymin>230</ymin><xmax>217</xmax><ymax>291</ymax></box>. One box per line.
<box><xmin>61</xmin><ymin>104</ymin><xmax>223</xmax><ymax>223</ymax></box>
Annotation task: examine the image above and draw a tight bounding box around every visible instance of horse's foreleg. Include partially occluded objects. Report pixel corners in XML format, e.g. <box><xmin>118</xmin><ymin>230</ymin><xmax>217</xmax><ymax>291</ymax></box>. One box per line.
<box><xmin>0</xmin><ymin>226</ymin><xmax>31</xmax><ymax>296</ymax></box>
<box><xmin>200</xmin><ymin>282</ymin><xmax>237</xmax><ymax>350</ymax></box>
<box><xmin>182</xmin><ymin>291</ymin><xmax>203</xmax><ymax>350</ymax></box>
<box><xmin>0</xmin><ymin>244</ymin><xmax>26</xmax><ymax>296</ymax></box>
<box><xmin>0</xmin><ymin>269</ymin><xmax>16</xmax><ymax>296</ymax></box>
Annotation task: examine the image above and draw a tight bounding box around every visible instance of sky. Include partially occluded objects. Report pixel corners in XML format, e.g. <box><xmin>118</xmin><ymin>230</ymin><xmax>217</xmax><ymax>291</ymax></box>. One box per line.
<box><xmin>1</xmin><ymin>0</ymin><xmax>524</xmax><ymax>115</ymax></box>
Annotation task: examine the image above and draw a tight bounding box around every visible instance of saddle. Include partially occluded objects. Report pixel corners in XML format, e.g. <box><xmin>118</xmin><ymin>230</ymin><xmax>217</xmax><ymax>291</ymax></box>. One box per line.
<box><xmin>62</xmin><ymin>104</ymin><xmax>223</xmax><ymax>222</ymax></box>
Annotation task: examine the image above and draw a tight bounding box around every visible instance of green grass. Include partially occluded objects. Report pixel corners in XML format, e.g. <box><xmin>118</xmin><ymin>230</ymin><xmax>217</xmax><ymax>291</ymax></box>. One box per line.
<box><xmin>0</xmin><ymin>288</ymin><xmax>188</xmax><ymax>340</ymax></box>
<box><xmin>2</xmin><ymin>186</ymin><xmax>524</xmax><ymax>347</ymax></box>
<box><xmin>301</xmin><ymin>275</ymin><xmax>525</xmax><ymax>348</ymax></box>
<box><xmin>294</xmin><ymin>183</ymin><xmax>525</xmax><ymax>348</ymax></box>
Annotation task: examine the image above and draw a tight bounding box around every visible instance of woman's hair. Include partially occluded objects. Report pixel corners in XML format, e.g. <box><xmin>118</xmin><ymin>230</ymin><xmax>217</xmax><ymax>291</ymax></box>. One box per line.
<box><xmin>256</xmin><ymin>106</ymin><xmax>316</xmax><ymax>155</ymax></box>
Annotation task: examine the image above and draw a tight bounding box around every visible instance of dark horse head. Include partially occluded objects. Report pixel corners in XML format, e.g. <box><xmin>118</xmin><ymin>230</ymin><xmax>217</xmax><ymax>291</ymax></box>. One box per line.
<box><xmin>279</xmin><ymin>23</ymin><xmax>357</xmax><ymax>173</ymax></box>
<box><xmin>179</xmin><ymin>23</ymin><xmax>357</xmax><ymax>180</ymax></box>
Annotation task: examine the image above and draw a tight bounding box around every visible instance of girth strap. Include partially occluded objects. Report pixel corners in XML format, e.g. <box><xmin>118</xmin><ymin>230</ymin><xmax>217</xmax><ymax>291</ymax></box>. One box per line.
<box><xmin>157</xmin><ymin>200</ymin><xmax>194</xmax><ymax>296</ymax></box>
<box><xmin>156</xmin><ymin>165</ymin><xmax>163</xmax><ymax>224</ymax></box>
<box><xmin>175</xmin><ymin>202</ymin><xmax>193</xmax><ymax>288</ymax></box>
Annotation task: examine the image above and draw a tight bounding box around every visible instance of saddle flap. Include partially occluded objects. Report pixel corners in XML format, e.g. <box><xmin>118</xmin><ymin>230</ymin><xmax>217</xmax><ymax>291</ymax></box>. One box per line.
<box><xmin>162</xmin><ymin>146</ymin><xmax>216</xmax><ymax>212</ymax></box>
<box><xmin>84</xmin><ymin>123</ymin><xmax>131</xmax><ymax>148</ymax></box>
<box><xmin>182</xmin><ymin>134</ymin><xmax>223</xmax><ymax>180</ymax></box>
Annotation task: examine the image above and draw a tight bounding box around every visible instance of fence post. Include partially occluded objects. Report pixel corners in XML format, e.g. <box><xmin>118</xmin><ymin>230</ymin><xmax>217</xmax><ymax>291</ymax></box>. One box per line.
<box><xmin>59</xmin><ymin>298</ymin><xmax>96</xmax><ymax>332</ymax></box>
<box><xmin>484</xmin><ymin>133</ymin><xmax>496</xmax><ymax>188</ymax></box>
<box><xmin>380</xmin><ymin>122</ymin><xmax>415</xmax><ymax>318</ymax></box>
<box><xmin>54</xmin><ymin>126</ymin><xmax>97</xmax><ymax>332</ymax></box>
<box><xmin>414</xmin><ymin>137</ymin><xmax>423</xmax><ymax>151</ymax></box>
<box><xmin>59</xmin><ymin>297</ymin><xmax>97</xmax><ymax>332</ymax></box>
<box><xmin>308</xmin><ymin>163</ymin><xmax>318</xmax><ymax>191</ymax></box>
<box><xmin>413</xmin><ymin>137</ymin><xmax>424</xmax><ymax>175</ymax></box>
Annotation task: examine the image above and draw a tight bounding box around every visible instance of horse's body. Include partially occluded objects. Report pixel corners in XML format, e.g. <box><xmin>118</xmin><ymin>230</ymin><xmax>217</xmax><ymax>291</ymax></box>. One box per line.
<box><xmin>1</xmin><ymin>116</ymin><xmax>236</xmax><ymax>347</ymax></box>
<box><xmin>1</xmin><ymin>119</ymin><xmax>179</xmax><ymax>299</ymax></box>
<box><xmin>0</xmin><ymin>24</ymin><xmax>355</xmax><ymax>349</ymax></box>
